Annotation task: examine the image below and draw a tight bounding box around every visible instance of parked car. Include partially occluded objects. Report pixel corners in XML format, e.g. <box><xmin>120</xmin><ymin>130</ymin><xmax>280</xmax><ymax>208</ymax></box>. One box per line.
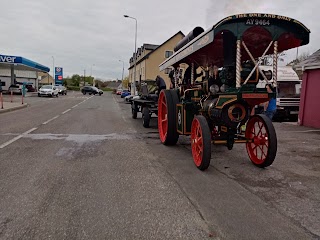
<box><xmin>26</xmin><ymin>84</ymin><xmax>36</xmax><ymax>92</ymax></box>
<box><xmin>121</xmin><ymin>90</ymin><xmax>130</xmax><ymax>98</ymax></box>
<box><xmin>125</xmin><ymin>95</ymin><xmax>140</xmax><ymax>103</ymax></box>
<box><xmin>56</xmin><ymin>85</ymin><xmax>67</xmax><ymax>95</ymax></box>
<box><xmin>81</xmin><ymin>86</ymin><xmax>103</xmax><ymax>95</ymax></box>
<box><xmin>8</xmin><ymin>85</ymin><xmax>22</xmax><ymax>94</ymax></box>
<box><xmin>124</xmin><ymin>95</ymin><xmax>132</xmax><ymax>102</ymax></box>
<box><xmin>116</xmin><ymin>89</ymin><xmax>122</xmax><ymax>95</ymax></box>
<box><xmin>38</xmin><ymin>85</ymin><xmax>59</xmax><ymax>97</ymax></box>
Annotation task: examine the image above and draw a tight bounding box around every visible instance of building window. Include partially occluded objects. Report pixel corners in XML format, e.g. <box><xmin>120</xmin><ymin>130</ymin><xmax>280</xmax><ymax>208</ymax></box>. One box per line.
<box><xmin>165</xmin><ymin>51</ymin><xmax>173</xmax><ymax>58</ymax></box>
<box><xmin>164</xmin><ymin>68</ymin><xmax>172</xmax><ymax>74</ymax></box>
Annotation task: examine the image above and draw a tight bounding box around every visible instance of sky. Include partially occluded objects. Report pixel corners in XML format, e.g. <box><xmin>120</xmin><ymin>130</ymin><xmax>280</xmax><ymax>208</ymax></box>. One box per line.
<box><xmin>1</xmin><ymin>0</ymin><xmax>318</xmax><ymax>81</ymax></box>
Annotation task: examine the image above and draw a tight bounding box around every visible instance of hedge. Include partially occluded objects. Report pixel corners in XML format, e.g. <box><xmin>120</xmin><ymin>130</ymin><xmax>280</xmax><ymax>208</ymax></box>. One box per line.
<box><xmin>67</xmin><ymin>86</ymin><xmax>80</xmax><ymax>91</ymax></box>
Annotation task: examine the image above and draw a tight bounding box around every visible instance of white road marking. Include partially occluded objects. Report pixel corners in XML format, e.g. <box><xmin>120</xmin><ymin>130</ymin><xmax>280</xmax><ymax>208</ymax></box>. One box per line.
<box><xmin>71</xmin><ymin>96</ymin><xmax>92</xmax><ymax>108</ymax></box>
<box><xmin>62</xmin><ymin>109</ymin><xmax>71</xmax><ymax>114</ymax></box>
<box><xmin>0</xmin><ymin>94</ymin><xmax>95</xmax><ymax>149</ymax></box>
<box><xmin>0</xmin><ymin>127</ymin><xmax>37</xmax><ymax>149</ymax></box>
<box><xmin>42</xmin><ymin>115</ymin><xmax>60</xmax><ymax>125</ymax></box>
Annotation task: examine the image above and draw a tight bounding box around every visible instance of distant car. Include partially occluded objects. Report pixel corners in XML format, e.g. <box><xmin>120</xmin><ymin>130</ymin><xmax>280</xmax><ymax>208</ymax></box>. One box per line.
<box><xmin>8</xmin><ymin>85</ymin><xmax>22</xmax><ymax>94</ymax></box>
<box><xmin>121</xmin><ymin>90</ymin><xmax>130</xmax><ymax>98</ymax></box>
<box><xmin>56</xmin><ymin>85</ymin><xmax>67</xmax><ymax>95</ymax></box>
<box><xmin>38</xmin><ymin>85</ymin><xmax>59</xmax><ymax>97</ymax></box>
<box><xmin>116</xmin><ymin>89</ymin><xmax>122</xmax><ymax>95</ymax></box>
<box><xmin>81</xmin><ymin>86</ymin><xmax>103</xmax><ymax>95</ymax></box>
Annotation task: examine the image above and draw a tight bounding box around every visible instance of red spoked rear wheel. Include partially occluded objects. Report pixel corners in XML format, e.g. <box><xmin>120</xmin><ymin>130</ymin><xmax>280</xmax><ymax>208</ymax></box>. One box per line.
<box><xmin>245</xmin><ymin>114</ymin><xmax>277</xmax><ymax>168</ymax></box>
<box><xmin>158</xmin><ymin>90</ymin><xmax>179</xmax><ymax>145</ymax></box>
<box><xmin>191</xmin><ymin>115</ymin><xmax>211</xmax><ymax>171</ymax></box>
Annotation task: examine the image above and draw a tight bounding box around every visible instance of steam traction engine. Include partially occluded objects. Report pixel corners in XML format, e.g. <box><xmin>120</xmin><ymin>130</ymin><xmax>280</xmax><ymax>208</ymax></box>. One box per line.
<box><xmin>157</xmin><ymin>13</ymin><xmax>310</xmax><ymax>170</ymax></box>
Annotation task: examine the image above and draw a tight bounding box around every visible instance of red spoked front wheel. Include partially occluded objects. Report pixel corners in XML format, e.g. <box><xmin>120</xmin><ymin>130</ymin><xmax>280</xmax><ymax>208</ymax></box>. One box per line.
<box><xmin>245</xmin><ymin>114</ymin><xmax>277</xmax><ymax>168</ymax></box>
<box><xmin>158</xmin><ymin>90</ymin><xmax>179</xmax><ymax>145</ymax></box>
<box><xmin>191</xmin><ymin>115</ymin><xmax>211</xmax><ymax>171</ymax></box>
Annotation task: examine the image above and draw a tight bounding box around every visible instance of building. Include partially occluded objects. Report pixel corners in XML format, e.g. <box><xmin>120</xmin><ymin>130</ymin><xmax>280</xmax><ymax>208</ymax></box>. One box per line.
<box><xmin>295</xmin><ymin>49</ymin><xmax>320</xmax><ymax>128</ymax></box>
<box><xmin>128</xmin><ymin>32</ymin><xmax>185</xmax><ymax>89</ymax></box>
<box><xmin>38</xmin><ymin>72</ymin><xmax>54</xmax><ymax>85</ymax></box>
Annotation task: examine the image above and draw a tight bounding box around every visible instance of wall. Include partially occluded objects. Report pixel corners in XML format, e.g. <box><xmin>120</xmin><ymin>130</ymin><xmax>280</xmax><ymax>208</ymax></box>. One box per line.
<box><xmin>299</xmin><ymin>69</ymin><xmax>320</xmax><ymax>128</ymax></box>
<box><xmin>146</xmin><ymin>33</ymin><xmax>184</xmax><ymax>88</ymax></box>
<box><xmin>0</xmin><ymin>68</ymin><xmax>37</xmax><ymax>91</ymax></box>
<box><xmin>128</xmin><ymin>48</ymin><xmax>153</xmax><ymax>84</ymax></box>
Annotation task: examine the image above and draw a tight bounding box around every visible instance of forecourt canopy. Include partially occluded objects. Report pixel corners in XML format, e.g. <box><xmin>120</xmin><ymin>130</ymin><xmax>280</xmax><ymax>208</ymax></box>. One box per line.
<box><xmin>0</xmin><ymin>54</ymin><xmax>50</xmax><ymax>72</ymax></box>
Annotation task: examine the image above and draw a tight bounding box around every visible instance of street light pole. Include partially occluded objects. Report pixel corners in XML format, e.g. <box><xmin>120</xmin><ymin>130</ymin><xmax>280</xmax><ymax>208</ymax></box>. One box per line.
<box><xmin>119</xmin><ymin>60</ymin><xmax>124</xmax><ymax>87</ymax></box>
<box><xmin>124</xmin><ymin>15</ymin><xmax>137</xmax><ymax>95</ymax></box>
<box><xmin>51</xmin><ymin>56</ymin><xmax>55</xmax><ymax>85</ymax></box>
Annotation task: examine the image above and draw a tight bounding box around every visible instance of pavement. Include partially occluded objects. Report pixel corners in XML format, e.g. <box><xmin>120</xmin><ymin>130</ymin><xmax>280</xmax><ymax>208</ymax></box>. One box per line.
<box><xmin>0</xmin><ymin>91</ymin><xmax>319</xmax><ymax>239</ymax></box>
<box><xmin>0</xmin><ymin>101</ymin><xmax>28</xmax><ymax>114</ymax></box>
<box><xmin>0</xmin><ymin>92</ymin><xmax>41</xmax><ymax>114</ymax></box>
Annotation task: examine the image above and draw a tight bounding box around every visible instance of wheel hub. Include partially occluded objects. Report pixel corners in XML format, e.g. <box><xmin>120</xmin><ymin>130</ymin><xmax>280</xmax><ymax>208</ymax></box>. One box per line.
<box><xmin>253</xmin><ymin>135</ymin><xmax>268</xmax><ymax>145</ymax></box>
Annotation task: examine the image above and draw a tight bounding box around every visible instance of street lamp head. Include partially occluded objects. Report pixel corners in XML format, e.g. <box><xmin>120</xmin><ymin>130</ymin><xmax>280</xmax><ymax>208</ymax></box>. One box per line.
<box><xmin>124</xmin><ymin>15</ymin><xmax>129</xmax><ymax>18</ymax></box>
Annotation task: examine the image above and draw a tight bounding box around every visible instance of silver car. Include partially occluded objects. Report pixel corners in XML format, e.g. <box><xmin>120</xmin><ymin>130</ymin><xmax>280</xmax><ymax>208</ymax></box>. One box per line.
<box><xmin>38</xmin><ymin>85</ymin><xmax>59</xmax><ymax>97</ymax></box>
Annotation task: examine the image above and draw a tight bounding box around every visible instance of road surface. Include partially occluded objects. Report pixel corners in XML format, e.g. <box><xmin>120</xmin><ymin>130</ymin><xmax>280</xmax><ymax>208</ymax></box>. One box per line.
<box><xmin>0</xmin><ymin>91</ymin><xmax>318</xmax><ymax>239</ymax></box>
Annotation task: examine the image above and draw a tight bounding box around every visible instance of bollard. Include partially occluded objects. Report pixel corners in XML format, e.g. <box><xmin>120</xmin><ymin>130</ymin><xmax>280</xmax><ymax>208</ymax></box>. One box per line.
<box><xmin>0</xmin><ymin>92</ymin><xmax>3</xmax><ymax>109</ymax></box>
<box><xmin>10</xmin><ymin>90</ymin><xmax>13</xmax><ymax>103</ymax></box>
<box><xmin>21</xmin><ymin>90</ymin><xmax>24</xmax><ymax>105</ymax></box>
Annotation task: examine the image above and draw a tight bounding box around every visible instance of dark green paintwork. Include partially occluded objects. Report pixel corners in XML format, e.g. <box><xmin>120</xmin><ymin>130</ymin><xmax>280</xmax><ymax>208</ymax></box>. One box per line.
<box><xmin>177</xmin><ymin>105</ymin><xmax>183</xmax><ymax>133</ymax></box>
<box><xmin>176</xmin><ymin>103</ymin><xmax>195</xmax><ymax>134</ymax></box>
<box><xmin>159</xmin><ymin>13</ymin><xmax>310</xmax><ymax>71</ymax></box>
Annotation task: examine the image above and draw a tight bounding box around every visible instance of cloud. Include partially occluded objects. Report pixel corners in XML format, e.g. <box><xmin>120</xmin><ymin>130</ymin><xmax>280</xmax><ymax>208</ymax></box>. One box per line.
<box><xmin>205</xmin><ymin>0</ymin><xmax>320</xmax><ymax>64</ymax></box>
<box><xmin>0</xmin><ymin>0</ymin><xmax>318</xmax><ymax>79</ymax></box>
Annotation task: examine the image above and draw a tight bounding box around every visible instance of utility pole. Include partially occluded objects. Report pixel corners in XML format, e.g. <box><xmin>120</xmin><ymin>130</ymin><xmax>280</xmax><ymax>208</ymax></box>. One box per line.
<box><xmin>83</xmin><ymin>69</ymin><xmax>86</xmax><ymax>86</ymax></box>
<box><xmin>91</xmin><ymin>64</ymin><xmax>95</xmax><ymax>86</ymax></box>
<box><xmin>52</xmin><ymin>56</ymin><xmax>55</xmax><ymax>85</ymax></box>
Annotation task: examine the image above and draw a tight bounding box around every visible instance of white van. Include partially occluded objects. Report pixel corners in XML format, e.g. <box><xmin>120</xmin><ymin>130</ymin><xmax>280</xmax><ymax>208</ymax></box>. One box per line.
<box><xmin>257</xmin><ymin>66</ymin><xmax>301</xmax><ymax>120</ymax></box>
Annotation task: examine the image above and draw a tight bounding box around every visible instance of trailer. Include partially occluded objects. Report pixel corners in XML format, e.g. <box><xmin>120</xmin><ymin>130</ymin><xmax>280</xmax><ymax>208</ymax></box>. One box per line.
<box><xmin>131</xmin><ymin>84</ymin><xmax>158</xmax><ymax>128</ymax></box>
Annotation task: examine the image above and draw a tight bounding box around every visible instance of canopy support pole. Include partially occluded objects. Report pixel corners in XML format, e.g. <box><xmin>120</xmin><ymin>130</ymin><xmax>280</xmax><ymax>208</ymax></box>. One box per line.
<box><xmin>242</xmin><ymin>41</ymin><xmax>269</xmax><ymax>82</ymax></box>
<box><xmin>273</xmin><ymin>41</ymin><xmax>278</xmax><ymax>87</ymax></box>
<box><xmin>191</xmin><ymin>62</ymin><xmax>194</xmax><ymax>85</ymax></box>
<box><xmin>242</xmin><ymin>40</ymin><xmax>273</xmax><ymax>85</ymax></box>
<box><xmin>10</xmin><ymin>65</ymin><xmax>14</xmax><ymax>85</ymax></box>
<box><xmin>236</xmin><ymin>40</ymin><xmax>241</xmax><ymax>88</ymax></box>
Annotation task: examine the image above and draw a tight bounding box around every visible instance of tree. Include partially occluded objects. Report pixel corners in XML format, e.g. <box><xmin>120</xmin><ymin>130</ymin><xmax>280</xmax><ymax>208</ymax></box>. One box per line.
<box><xmin>71</xmin><ymin>74</ymin><xmax>81</xmax><ymax>86</ymax></box>
<box><xmin>287</xmin><ymin>51</ymin><xmax>310</xmax><ymax>65</ymax></box>
<box><xmin>288</xmin><ymin>52</ymin><xmax>310</xmax><ymax>79</ymax></box>
<box><xmin>122</xmin><ymin>76</ymin><xmax>129</xmax><ymax>88</ymax></box>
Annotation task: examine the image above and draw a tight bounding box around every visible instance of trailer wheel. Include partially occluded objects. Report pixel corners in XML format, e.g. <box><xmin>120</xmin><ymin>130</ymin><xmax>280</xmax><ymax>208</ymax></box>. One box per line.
<box><xmin>158</xmin><ymin>90</ymin><xmax>179</xmax><ymax>145</ymax></box>
<box><xmin>191</xmin><ymin>115</ymin><xmax>211</xmax><ymax>171</ymax></box>
<box><xmin>132</xmin><ymin>103</ymin><xmax>138</xmax><ymax>119</ymax></box>
<box><xmin>245</xmin><ymin>114</ymin><xmax>277</xmax><ymax>168</ymax></box>
<box><xmin>142</xmin><ymin>107</ymin><xmax>150</xmax><ymax>128</ymax></box>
